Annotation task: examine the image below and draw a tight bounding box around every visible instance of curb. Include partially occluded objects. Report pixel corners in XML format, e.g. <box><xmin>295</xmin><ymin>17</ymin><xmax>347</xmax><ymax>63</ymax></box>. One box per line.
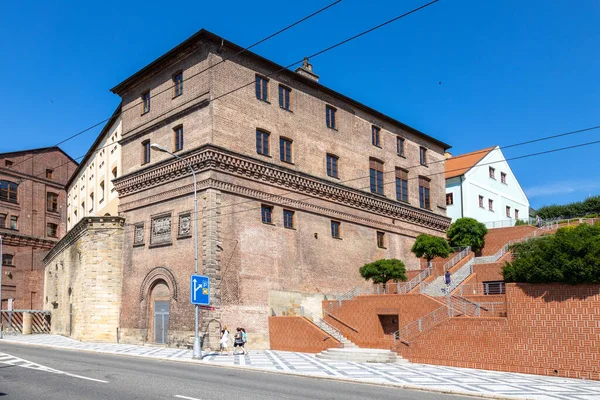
<box><xmin>0</xmin><ymin>338</ymin><xmax>542</xmax><ymax>400</ymax></box>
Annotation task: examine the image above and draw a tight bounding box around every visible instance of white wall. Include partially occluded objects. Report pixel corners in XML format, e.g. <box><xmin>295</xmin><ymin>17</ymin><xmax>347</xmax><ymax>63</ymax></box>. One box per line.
<box><xmin>445</xmin><ymin>147</ymin><xmax>529</xmax><ymax>225</ymax></box>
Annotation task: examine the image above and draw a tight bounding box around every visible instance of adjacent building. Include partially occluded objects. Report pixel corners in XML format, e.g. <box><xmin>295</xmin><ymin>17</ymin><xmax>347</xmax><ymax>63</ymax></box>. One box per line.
<box><xmin>445</xmin><ymin>146</ymin><xmax>530</xmax><ymax>227</ymax></box>
<box><xmin>0</xmin><ymin>147</ymin><xmax>77</xmax><ymax>310</ymax></box>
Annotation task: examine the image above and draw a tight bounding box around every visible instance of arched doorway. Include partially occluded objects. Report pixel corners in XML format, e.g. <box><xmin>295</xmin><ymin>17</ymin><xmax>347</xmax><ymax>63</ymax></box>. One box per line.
<box><xmin>149</xmin><ymin>280</ymin><xmax>170</xmax><ymax>344</ymax></box>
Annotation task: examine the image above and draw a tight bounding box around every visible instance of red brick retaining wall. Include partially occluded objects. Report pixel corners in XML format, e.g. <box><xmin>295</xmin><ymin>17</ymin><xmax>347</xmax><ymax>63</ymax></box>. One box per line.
<box><xmin>268</xmin><ymin>316</ymin><xmax>341</xmax><ymax>353</ymax></box>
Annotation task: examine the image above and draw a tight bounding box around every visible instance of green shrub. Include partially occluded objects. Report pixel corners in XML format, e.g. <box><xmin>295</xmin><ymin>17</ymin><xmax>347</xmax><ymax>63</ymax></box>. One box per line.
<box><xmin>502</xmin><ymin>223</ymin><xmax>600</xmax><ymax>284</ymax></box>
<box><xmin>446</xmin><ymin>218</ymin><xmax>488</xmax><ymax>253</ymax></box>
<box><xmin>514</xmin><ymin>219</ymin><xmax>529</xmax><ymax>226</ymax></box>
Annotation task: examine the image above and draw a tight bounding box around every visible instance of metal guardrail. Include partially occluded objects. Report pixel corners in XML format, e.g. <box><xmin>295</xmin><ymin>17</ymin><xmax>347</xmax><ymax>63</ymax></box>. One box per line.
<box><xmin>454</xmin><ymin>282</ymin><xmax>506</xmax><ymax>296</ymax></box>
<box><xmin>443</xmin><ymin>246</ymin><xmax>471</xmax><ymax>273</ymax></box>
<box><xmin>420</xmin><ymin>258</ymin><xmax>474</xmax><ymax>296</ymax></box>
<box><xmin>298</xmin><ymin>306</ymin><xmax>344</xmax><ymax>345</ymax></box>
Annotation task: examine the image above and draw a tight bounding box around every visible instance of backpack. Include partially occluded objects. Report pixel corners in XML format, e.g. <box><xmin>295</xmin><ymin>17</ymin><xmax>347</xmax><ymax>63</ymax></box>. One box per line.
<box><xmin>242</xmin><ymin>331</ymin><xmax>247</xmax><ymax>344</ymax></box>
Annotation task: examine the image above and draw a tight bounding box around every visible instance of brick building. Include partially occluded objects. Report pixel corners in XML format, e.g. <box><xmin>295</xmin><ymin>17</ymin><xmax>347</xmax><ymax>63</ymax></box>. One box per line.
<box><xmin>0</xmin><ymin>147</ymin><xmax>77</xmax><ymax>310</ymax></box>
<box><xmin>110</xmin><ymin>29</ymin><xmax>451</xmax><ymax>347</ymax></box>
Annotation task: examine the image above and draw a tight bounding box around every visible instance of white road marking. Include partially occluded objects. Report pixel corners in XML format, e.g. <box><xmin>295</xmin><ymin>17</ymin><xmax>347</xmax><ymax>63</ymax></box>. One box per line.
<box><xmin>174</xmin><ymin>395</ymin><xmax>203</xmax><ymax>400</ymax></box>
<box><xmin>0</xmin><ymin>351</ymin><xmax>108</xmax><ymax>383</ymax></box>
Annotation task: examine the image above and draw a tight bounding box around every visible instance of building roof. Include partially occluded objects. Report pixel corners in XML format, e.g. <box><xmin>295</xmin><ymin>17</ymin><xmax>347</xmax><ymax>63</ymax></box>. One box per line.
<box><xmin>0</xmin><ymin>146</ymin><xmax>79</xmax><ymax>166</ymax></box>
<box><xmin>110</xmin><ymin>29</ymin><xmax>451</xmax><ymax>151</ymax></box>
<box><xmin>445</xmin><ymin>147</ymin><xmax>496</xmax><ymax>179</ymax></box>
<box><xmin>65</xmin><ymin>104</ymin><xmax>121</xmax><ymax>189</ymax></box>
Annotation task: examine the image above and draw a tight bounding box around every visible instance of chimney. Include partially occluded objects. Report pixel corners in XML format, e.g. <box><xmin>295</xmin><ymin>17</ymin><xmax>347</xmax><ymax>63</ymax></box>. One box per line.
<box><xmin>295</xmin><ymin>57</ymin><xmax>319</xmax><ymax>82</ymax></box>
<box><xmin>445</xmin><ymin>152</ymin><xmax>452</xmax><ymax>159</ymax></box>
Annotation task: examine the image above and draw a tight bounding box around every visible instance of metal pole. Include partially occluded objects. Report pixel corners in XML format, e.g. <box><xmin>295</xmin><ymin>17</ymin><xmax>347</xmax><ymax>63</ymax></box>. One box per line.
<box><xmin>1</xmin><ymin>235</ymin><xmax>3</xmax><ymax>339</ymax></box>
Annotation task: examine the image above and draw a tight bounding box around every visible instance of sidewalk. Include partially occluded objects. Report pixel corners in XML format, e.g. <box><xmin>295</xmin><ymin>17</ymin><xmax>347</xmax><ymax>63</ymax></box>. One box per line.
<box><xmin>2</xmin><ymin>334</ymin><xmax>599</xmax><ymax>400</ymax></box>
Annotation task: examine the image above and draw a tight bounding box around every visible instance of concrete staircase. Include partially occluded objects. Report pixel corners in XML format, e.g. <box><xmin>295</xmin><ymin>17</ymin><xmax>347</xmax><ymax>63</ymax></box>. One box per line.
<box><xmin>296</xmin><ymin>306</ymin><xmax>358</xmax><ymax>348</ymax></box>
<box><xmin>316</xmin><ymin>348</ymin><xmax>407</xmax><ymax>363</ymax></box>
<box><xmin>420</xmin><ymin>258</ymin><xmax>474</xmax><ymax>297</ymax></box>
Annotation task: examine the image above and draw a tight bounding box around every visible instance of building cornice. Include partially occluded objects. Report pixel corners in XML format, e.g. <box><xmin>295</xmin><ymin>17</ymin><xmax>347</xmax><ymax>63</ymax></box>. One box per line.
<box><xmin>43</xmin><ymin>216</ymin><xmax>125</xmax><ymax>264</ymax></box>
<box><xmin>0</xmin><ymin>230</ymin><xmax>57</xmax><ymax>250</ymax></box>
<box><xmin>114</xmin><ymin>145</ymin><xmax>451</xmax><ymax>232</ymax></box>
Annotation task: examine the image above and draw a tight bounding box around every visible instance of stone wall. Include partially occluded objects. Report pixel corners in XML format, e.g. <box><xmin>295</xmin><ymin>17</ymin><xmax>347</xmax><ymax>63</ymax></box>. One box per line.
<box><xmin>43</xmin><ymin>216</ymin><xmax>124</xmax><ymax>342</ymax></box>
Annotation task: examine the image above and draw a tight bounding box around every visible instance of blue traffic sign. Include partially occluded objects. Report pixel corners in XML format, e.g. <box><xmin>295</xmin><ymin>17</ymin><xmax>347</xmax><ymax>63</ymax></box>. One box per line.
<box><xmin>190</xmin><ymin>275</ymin><xmax>210</xmax><ymax>305</ymax></box>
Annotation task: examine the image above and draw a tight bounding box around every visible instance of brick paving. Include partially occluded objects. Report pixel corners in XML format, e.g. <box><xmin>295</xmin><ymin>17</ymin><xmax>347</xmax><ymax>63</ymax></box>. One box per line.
<box><xmin>3</xmin><ymin>334</ymin><xmax>600</xmax><ymax>400</ymax></box>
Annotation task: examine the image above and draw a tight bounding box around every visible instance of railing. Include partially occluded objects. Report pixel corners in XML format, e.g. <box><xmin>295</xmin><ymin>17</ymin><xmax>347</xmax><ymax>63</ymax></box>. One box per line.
<box><xmin>0</xmin><ymin>310</ymin><xmax>51</xmax><ymax>334</ymax></box>
<box><xmin>419</xmin><ymin>257</ymin><xmax>474</xmax><ymax>296</ymax></box>
<box><xmin>298</xmin><ymin>306</ymin><xmax>344</xmax><ymax>345</ymax></box>
<box><xmin>393</xmin><ymin>304</ymin><xmax>450</xmax><ymax>345</ymax></box>
<box><xmin>454</xmin><ymin>282</ymin><xmax>506</xmax><ymax>296</ymax></box>
<box><xmin>443</xmin><ymin>246</ymin><xmax>471</xmax><ymax>273</ymax></box>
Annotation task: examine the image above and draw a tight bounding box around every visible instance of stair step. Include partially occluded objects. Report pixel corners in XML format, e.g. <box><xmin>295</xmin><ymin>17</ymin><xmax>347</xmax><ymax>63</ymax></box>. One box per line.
<box><xmin>315</xmin><ymin>348</ymin><xmax>405</xmax><ymax>363</ymax></box>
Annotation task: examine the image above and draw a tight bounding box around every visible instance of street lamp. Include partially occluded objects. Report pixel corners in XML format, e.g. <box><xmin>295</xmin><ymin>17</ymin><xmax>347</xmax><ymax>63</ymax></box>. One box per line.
<box><xmin>150</xmin><ymin>144</ymin><xmax>201</xmax><ymax>359</ymax></box>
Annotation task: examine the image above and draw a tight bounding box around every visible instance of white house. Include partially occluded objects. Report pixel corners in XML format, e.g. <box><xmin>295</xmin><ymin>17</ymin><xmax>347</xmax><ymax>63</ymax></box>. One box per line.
<box><xmin>445</xmin><ymin>146</ymin><xmax>530</xmax><ymax>227</ymax></box>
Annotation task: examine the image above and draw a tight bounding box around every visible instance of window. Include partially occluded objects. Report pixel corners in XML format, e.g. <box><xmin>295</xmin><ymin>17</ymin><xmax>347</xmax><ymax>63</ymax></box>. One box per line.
<box><xmin>99</xmin><ymin>181</ymin><xmax>105</xmax><ymax>202</ymax></box>
<box><xmin>488</xmin><ymin>199</ymin><xmax>494</xmax><ymax>211</ymax></box>
<box><xmin>369</xmin><ymin>159</ymin><xmax>384</xmax><ymax>195</ymax></box>
<box><xmin>478</xmin><ymin>195</ymin><xmax>484</xmax><ymax>208</ymax></box>
<box><xmin>10</xmin><ymin>216</ymin><xmax>18</xmax><ymax>230</ymax></box>
<box><xmin>372</xmin><ymin>126</ymin><xmax>381</xmax><ymax>147</ymax></box>
<box><xmin>489</xmin><ymin>167</ymin><xmax>495</xmax><ymax>179</ymax></box>
<box><xmin>112</xmin><ymin>167</ymin><xmax>118</xmax><ymax>179</ymax></box>
<box><xmin>501</xmin><ymin>172</ymin><xmax>507</xmax><ymax>184</ymax></box>
<box><xmin>331</xmin><ymin>220</ymin><xmax>341</xmax><ymax>239</ymax></box>
<box><xmin>89</xmin><ymin>193</ymin><xmax>94</xmax><ymax>211</ymax></box>
<box><xmin>419</xmin><ymin>177</ymin><xmax>431</xmax><ymax>209</ymax></box>
<box><xmin>142</xmin><ymin>140</ymin><xmax>151</xmax><ymax>164</ymax></box>
<box><xmin>446</xmin><ymin>193</ymin><xmax>454</xmax><ymax>206</ymax></box>
<box><xmin>141</xmin><ymin>91</ymin><xmax>151</xmax><ymax>114</ymax></box>
<box><xmin>326</xmin><ymin>154</ymin><xmax>339</xmax><ymax>178</ymax></box>
<box><xmin>256</xmin><ymin>130</ymin><xmax>270</xmax><ymax>156</ymax></box>
<box><xmin>515</xmin><ymin>209</ymin><xmax>519</xmax><ymax>219</ymax></box>
<box><xmin>506</xmin><ymin>206</ymin><xmax>511</xmax><ymax>217</ymax></box>
<box><xmin>255</xmin><ymin>75</ymin><xmax>268</xmax><ymax>101</ymax></box>
<box><xmin>2</xmin><ymin>254</ymin><xmax>13</xmax><ymax>266</ymax></box>
<box><xmin>47</xmin><ymin>192</ymin><xmax>58</xmax><ymax>212</ymax></box>
<box><xmin>174</xmin><ymin>126</ymin><xmax>184</xmax><ymax>152</ymax></box>
<box><xmin>280</xmin><ymin>138</ymin><xmax>292</xmax><ymax>163</ymax></box>
<box><xmin>420</xmin><ymin>147</ymin><xmax>427</xmax><ymax>166</ymax></box>
<box><xmin>173</xmin><ymin>71</ymin><xmax>183</xmax><ymax>97</ymax></box>
<box><xmin>46</xmin><ymin>169</ymin><xmax>53</xmax><ymax>179</ymax></box>
<box><xmin>5</xmin><ymin>160</ymin><xmax>13</xmax><ymax>167</ymax></box>
<box><xmin>326</xmin><ymin>105</ymin><xmax>336</xmax><ymax>129</ymax></box>
<box><xmin>279</xmin><ymin>85</ymin><xmax>291</xmax><ymax>110</ymax></box>
<box><xmin>283</xmin><ymin>209</ymin><xmax>294</xmax><ymax>229</ymax></box>
<box><xmin>0</xmin><ymin>180</ymin><xmax>18</xmax><ymax>203</ymax></box>
<box><xmin>81</xmin><ymin>202</ymin><xmax>85</xmax><ymax>216</ymax></box>
<box><xmin>0</xmin><ymin>213</ymin><xmax>5</xmax><ymax>228</ymax></box>
<box><xmin>397</xmin><ymin>137</ymin><xmax>405</xmax><ymax>156</ymax></box>
<box><xmin>261</xmin><ymin>205</ymin><xmax>273</xmax><ymax>224</ymax></box>
<box><xmin>377</xmin><ymin>231</ymin><xmax>385</xmax><ymax>248</ymax></box>
<box><xmin>395</xmin><ymin>168</ymin><xmax>408</xmax><ymax>202</ymax></box>
<box><xmin>46</xmin><ymin>223</ymin><xmax>58</xmax><ymax>238</ymax></box>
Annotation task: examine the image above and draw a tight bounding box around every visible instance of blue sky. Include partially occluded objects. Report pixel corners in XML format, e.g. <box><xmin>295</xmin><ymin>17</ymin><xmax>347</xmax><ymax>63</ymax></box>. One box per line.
<box><xmin>1</xmin><ymin>0</ymin><xmax>599</xmax><ymax>210</ymax></box>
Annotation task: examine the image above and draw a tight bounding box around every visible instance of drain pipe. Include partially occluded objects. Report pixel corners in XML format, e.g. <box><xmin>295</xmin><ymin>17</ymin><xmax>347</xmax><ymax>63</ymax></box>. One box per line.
<box><xmin>459</xmin><ymin>175</ymin><xmax>465</xmax><ymax>218</ymax></box>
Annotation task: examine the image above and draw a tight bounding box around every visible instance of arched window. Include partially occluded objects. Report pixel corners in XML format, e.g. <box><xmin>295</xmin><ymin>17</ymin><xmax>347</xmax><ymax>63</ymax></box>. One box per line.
<box><xmin>0</xmin><ymin>180</ymin><xmax>18</xmax><ymax>203</ymax></box>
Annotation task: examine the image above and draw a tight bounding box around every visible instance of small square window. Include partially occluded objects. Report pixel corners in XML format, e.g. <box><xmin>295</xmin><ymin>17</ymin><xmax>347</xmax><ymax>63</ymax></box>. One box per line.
<box><xmin>506</xmin><ymin>206</ymin><xmax>511</xmax><ymax>217</ymax></box>
<box><xmin>446</xmin><ymin>193</ymin><xmax>454</xmax><ymax>206</ymax></box>
<box><xmin>174</xmin><ymin>126</ymin><xmax>184</xmax><ymax>152</ymax></box>
<box><xmin>283</xmin><ymin>209</ymin><xmax>294</xmax><ymax>229</ymax></box>
<box><xmin>478</xmin><ymin>195</ymin><xmax>484</xmax><ymax>208</ymax></box>
<box><xmin>420</xmin><ymin>147</ymin><xmax>427</xmax><ymax>166</ymax></box>
<box><xmin>0</xmin><ymin>213</ymin><xmax>5</xmax><ymax>228</ymax></box>
<box><xmin>46</xmin><ymin>169</ymin><xmax>53</xmax><ymax>179</ymax></box>
<box><xmin>331</xmin><ymin>220</ymin><xmax>341</xmax><ymax>239</ymax></box>
<box><xmin>377</xmin><ymin>231</ymin><xmax>385</xmax><ymax>248</ymax></box>
<box><xmin>261</xmin><ymin>205</ymin><xmax>273</xmax><ymax>224</ymax></box>
<box><xmin>173</xmin><ymin>71</ymin><xmax>183</xmax><ymax>97</ymax></box>
<box><xmin>372</xmin><ymin>126</ymin><xmax>381</xmax><ymax>147</ymax></box>
<box><xmin>396</xmin><ymin>137</ymin><xmax>405</xmax><ymax>156</ymax></box>
<box><xmin>2</xmin><ymin>254</ymin><xmax>13</xmax><ymax>266</ymax></box>
<box><xmin>280</xmin><ymin>138</ymin><xmax>293</xmax><ymax>163</ymax></box>
<box><xmin>279</xmin><ymin>85</ymin><xmax>291</xmax><ymax>110</ymax></box>
<box><xmin>47</xmin><ymin>192</ymin><xmax>58</xmax><ymax>212</ymax></box>
<box><xmin>141</xmin><ymin>91</ymin><xmax>151</xmax><ymax>114</ymax></box>
<box><xmin>489</xmin><ymin>167</ymin><xmax>495</xmax><ymax>179</ymax></box>
<box><xmin>46</xmin><ymin>223</ymin><xmax>58</xmax><ymax>238</ymax></box>
<box><xmin>489</xmin><ymin>199</ymin><xmax>494</xmax><ymax>211</ymax></box>
<box><xmin>10</xmin><ymin>216</ymin><xmax>18</xmax><ymax>230</ymax></box>
<box><xmin>501</xmin><ymin>172</ymin><xmax>507</xmax><ymax>184</ymax></box>
<box><xmin>5</xmin><ymin>160</ymin><xmax>13</xmax><ymax>167</ymax></box>
<box><xmin>515</xmin><ymin>209</ymin><xmax>520</xmax><ymax>219</ymax></box>
<box><xmin>326</xmin><ymin>105</ymin><xmax>336</xmax><ymax>129</ymax></box>
<box><xmin>255</xmin><ymin>75</ymin><xmax>269</xmax><ymax>101</ymax></box>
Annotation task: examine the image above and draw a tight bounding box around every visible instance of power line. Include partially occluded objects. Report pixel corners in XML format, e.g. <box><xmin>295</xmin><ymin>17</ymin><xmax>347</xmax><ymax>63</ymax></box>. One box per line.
<box><xmin>5</xmin><ymin>0</ymin><xmax>344</xmax><ymax>172</ymax></box>
<box><xmin>114</xmin><ymin>138</ymin><xmax>600</xmax><ymax>233</ymax></box>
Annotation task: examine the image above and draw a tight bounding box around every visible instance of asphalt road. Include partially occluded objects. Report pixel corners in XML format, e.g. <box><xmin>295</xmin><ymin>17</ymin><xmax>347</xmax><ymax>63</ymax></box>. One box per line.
<box><xmin>0</xmin><ymin>342</ymin><xmax>474</xmax><ymax>400</ymax></box>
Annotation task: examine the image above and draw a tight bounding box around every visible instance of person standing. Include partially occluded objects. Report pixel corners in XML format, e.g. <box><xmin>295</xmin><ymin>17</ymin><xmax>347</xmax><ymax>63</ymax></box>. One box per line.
<box><xmin>219</xmin><ymin>325</ymin><xmax>230</xmax><ymax>355</ymax></box>
<box><xmin>233</xmin><ymin>328</ymin><xmax>244</xmax><ymax>355</ymax></box>
<box><xmin>444</xmin><ymin>270</ymin><xmax>451</xmax><ymax>292</ymax></box>
<box><xmin>241</xmin><ymin>327</ymin><xmax>248</xmax><ymax>355</ymax></box>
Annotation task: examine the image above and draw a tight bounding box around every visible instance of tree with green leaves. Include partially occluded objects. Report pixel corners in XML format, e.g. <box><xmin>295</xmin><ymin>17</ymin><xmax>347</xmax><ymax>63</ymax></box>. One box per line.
<box><xmin>411</xmin><ymin>234</ymin><xmax>452</xmax><ymax>267</ymax></box>
<box><xmin>359</xmin><ymin>259</ymin><xmax>407</xmax><ymax>293</ymax></box>
<box><xmin>446</xmin><ymin>217</ymin><xmax>488</xmax><ymax>253</ymax></box>
<box><xmin>502</xmin><ymin>223</ymin><xmax>600</xmax><ymax>284</ymax></box>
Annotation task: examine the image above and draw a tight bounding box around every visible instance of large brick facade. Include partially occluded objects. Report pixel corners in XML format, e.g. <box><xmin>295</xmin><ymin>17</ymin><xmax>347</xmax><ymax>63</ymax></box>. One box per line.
<box><xmin>0</xmin><ymin>147</ymin><xmax>77</xmax><ymax>311</ymax></box>
<box><xmin>110</xmin><ymin>30</ymin><xmax>451</xmax><ymax>348</ymax></box>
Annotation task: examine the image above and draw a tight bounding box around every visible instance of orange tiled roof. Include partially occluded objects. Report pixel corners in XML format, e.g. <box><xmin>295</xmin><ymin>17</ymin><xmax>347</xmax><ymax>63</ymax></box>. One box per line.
<box><xmin>445</xmin><ymin>147</ymin><xmax>495</xmax><ymax>179</ymax></box>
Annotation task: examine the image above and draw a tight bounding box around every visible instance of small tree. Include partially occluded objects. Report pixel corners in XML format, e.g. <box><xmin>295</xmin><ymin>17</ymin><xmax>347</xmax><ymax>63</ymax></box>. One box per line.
<box><xmin>411</xmin><ymin>234</ymin><xmax>452</xmax><ymax>267</ymax></box>
<box><xmin>359</xmin><ymin>259</ymin><xmax>407</xmax><ymax>293</ymax></box>
<box><xmin>447</xmin><ymin>217</ymin><xmax>488</xmax><ymax>253</ymax></box>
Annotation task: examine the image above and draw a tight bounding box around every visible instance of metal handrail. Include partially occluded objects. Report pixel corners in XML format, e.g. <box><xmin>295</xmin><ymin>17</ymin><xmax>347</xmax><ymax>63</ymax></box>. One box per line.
<box><xmin>454</xmin><ymin>282</ymin><xmax>506</xmax><ymax>296</ymax></box>
<box><xmin>443</xmin><ymin>246</ymin><xmax>471</xmax><ymax>272</ymax></box>
<box><xmin>299</xmin><ymin>306</ymin><xmax>344</xmax><ymax>344</ymax></box>
<box><xmin>420</xmin><ymin>258</ymin><xmax>474</xmax><ymax>296</ymax></box>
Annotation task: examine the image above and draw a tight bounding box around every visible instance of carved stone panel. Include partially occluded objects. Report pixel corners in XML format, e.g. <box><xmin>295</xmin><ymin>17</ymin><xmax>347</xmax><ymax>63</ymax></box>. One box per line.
<box><xmin>150</xmin><ymin>215</ymin><xmax>172</xmax><ymax>245</ymax></box>
<box><xmin>134</xmin><ymin>224</ymin><xmax>145</xmax><ymax>246</ymax></box>
<box><xmin>178</xmin><ymin>213</ymin><xmax>192</xmax><ymax>238</ymax></box>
